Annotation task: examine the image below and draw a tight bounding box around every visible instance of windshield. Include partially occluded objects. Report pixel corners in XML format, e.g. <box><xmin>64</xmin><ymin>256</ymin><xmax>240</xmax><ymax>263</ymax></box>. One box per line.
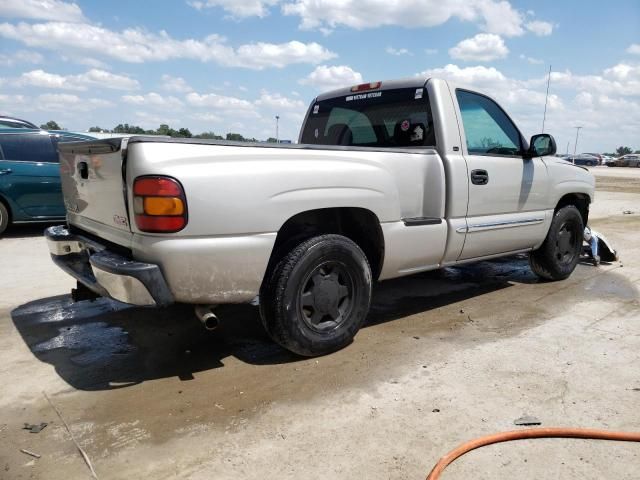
<box><xmin>300</xmin><ymin>87</ymin><xmax>435</xmax><ymax>148</ymax></box>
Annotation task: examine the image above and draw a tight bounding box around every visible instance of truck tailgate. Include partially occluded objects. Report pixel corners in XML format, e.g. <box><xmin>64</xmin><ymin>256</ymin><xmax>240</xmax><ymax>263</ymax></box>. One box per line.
<box><xmin>58</xmin><ymin>138</ymin><xmax>133</xmax><ymax>248</ymax></box>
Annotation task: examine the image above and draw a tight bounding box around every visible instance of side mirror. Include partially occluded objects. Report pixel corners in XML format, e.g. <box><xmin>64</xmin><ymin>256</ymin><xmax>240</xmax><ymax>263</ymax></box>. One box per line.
<box><xmin>525</xmin><ymin>133</ymin><xmax>556</xmax><ymax>158</ymax></box>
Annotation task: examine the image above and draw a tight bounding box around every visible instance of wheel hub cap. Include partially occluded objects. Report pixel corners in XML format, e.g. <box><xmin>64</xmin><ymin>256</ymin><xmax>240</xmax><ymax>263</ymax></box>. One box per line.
<box><xmin>300</xmin><ymin>262</ymin><xmax>352</xmax><ymax>332</ymax></box>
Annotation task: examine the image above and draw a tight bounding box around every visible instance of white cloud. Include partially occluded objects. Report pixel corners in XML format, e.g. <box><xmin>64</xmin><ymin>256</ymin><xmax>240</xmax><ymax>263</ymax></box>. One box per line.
<box><xmin>525</xmin><ymin>63</ymin><xmax>640</xmax><ymax>97</ymax></box>
<box><xmin>36</xmin><ymin>93</ymin><xmax>113</xmax><ymax>111</ymax></box>
<box><xmin>628</xmin><ymin>44</ymin><xmax>640</xmax><ymax>55</ymax></box>
<box><xmin>255</xmin><ymin>91</ymin><xmax>305</xmax><ymax>110</ymax></box>
<box><xmin>79</xmin><ymin>69</ymin><xmax>140</xmax><ymax>90</ymax></box>
<box><xmin>525</xmin><ymin>20</ymin><xmax>553</xmax><ymax>36</ymax></box>
<box><xmin>134</xmin><ymin>110</ymin><xmax>179</xmax><ymax>128</ymax></box>
<box><xmin>519</xmin><ymin>54</ymin><xmax>543</xmax><ymax>65</ymax></box>
<box><xmin>161</xmin><ymin>74</ymin><xmax>192</xmax><ymax>93</ymax></box>
<box><xmin>386</xmin><ymin>47</ymin><xmax>412</xmax><ymax>56</ymax></box>
<box><xmin>299</xmin><ymin>65</ymin><xmax>363</xmax><ymax>91</ymax></box>
<box><xmin>0</xmin><ymin>0</ymin><xmax>85</xmax><ymax>22</ymax></box>
<box><xmin>234</xmin><ymin>41</ymin><xmax>336</xmax><ymax>69</ymax></box>
<box><xmin>64</xmin><ymin>56</ymin><xmax>109</xmax><ymax>69</ymax></box>
<box><xmin>283</xmin><ymin>0</ymin><xmax>530</xmax><ymax>37</ymax></box>
<box><xmin>186</xmin><ymin>92</ymin><xmax>257</xmax><ymax>114</ymax></box>
<box><xmin>449</xmin><ymin>33</ymin><xmax>508</xmax><ymax>62</ymax></box>
<box><xmin>0</xmin><ymin>21</ymin><xmax>335</xmax><ymax>69</ymax></box>
<box><xmin>0</xmin><ymin>50</ymin><xmax>43</xmax><ymax>67</ymax></box>
<box><xmin>191</xmin><ymin>112</ymin><xmax>223</xmax><ymax>123</ymax></box>
<box><xmin>17</xmin><ymin>68</ymin><xmax>140</xmax><ymax>91</ymax></box>
<box><xmin>187</xmin><ymin>0</ymin><xmax>280</xmax><ymax>18</ymax></box>
<box><xmin>473</xmin><ymin>0</ymin><xmax>524</xmax><ymax>37</ymax></box>
<box><xmin>18</xmin><ymin>70</ymin><xmax>75</xmax><ymax>90</ymax></box>
<box><xmin>122</xmin><ymin>92</ymin><xmax>184</xmax><ymax>109</ymax></box>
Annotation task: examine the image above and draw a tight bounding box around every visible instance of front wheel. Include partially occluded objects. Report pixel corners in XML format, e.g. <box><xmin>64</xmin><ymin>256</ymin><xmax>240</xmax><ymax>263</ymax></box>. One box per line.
<box><xmin>529</xmin><ymin>205</ymin><xmax>584</xmax><ymax>281</ymax></box>
<box><xmin>259</xmin><ymin>234</ymin><xmax>372</xmax><ymax>356</ymax></box>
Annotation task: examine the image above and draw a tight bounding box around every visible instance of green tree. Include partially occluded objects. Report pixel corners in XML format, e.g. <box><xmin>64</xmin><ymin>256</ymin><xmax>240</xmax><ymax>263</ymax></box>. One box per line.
<box><xmin>156</xmin><ymin>124</ymin><xmax>172</xmax><ymax>136</ymax></box>
<box><xmin>41</xmin><ymin>120</ymin><xmax>61</xmax><ymax>130</ymax></box>
<box><xmin>194</xmin><ymin>131</ymin><xmax>223</xmax><ymax>140</ymax></box>
<box><xmin>113</xmin><ymin>123</ymin><xmax>146</xmax><ymax>134</ymax></box>
<box><xmin>176</xmin><ymin>128</ymin><xmax>192</xmax><ymax>138</ymax></box>
<box><xmin>88</xmin><ymin>126</ymin><xmax>103</xmax><ymax>132</ymax></box>
<box><xmin>616</xmin><ymin>146</ymin><xmax>632</xmax><ymax>156</ymax></box>
<box><xmin>266</xmin><ymin>137</ymin><xmax>278</xmax><ymax>143</ymax></box>
<box><xmin>226</xmin><ymin>133</ymin><xmax>246</xmax><ymax>142</ymax></box>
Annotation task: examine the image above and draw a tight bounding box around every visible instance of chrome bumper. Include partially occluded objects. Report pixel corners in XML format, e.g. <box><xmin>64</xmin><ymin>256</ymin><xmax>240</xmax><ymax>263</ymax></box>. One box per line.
<box><xmin>44</xmin><ymin>225</ymin><xmax>174</xmax><ymax>307</ymax></box>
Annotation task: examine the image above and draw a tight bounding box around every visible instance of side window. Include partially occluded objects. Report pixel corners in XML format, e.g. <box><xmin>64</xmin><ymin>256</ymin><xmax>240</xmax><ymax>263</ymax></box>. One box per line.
<box><xmin>0</xmin><ymin>134</ymin><xmax>58</xmax><ymax>162</ymax></box>
<box><xmin>456</xmin><ymin>90</ymin><xmax>522</xmax><ymax>156</ymax></box>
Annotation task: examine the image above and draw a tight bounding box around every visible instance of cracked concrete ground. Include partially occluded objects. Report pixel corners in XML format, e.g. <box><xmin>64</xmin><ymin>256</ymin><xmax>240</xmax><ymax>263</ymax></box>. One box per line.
<box><xmin>0</xmin><ymin>166</ymin><xmax>638</xmax><ymax>479</ymax></box>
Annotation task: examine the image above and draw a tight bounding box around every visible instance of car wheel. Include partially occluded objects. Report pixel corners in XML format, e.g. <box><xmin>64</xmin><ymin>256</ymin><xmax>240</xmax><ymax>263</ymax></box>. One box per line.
<box><xmin>0</xmin><ymin>202</ymin><xmax>9</xmax><ymax>236</ymax></box>
<box><xmin>259</xmin><ymin>234</ymin><xmax>372</xmax><ymax>356</ymax></box>
<box><xmin>529</xmin><ymin>205</ymin><xmax>584</xmax><ymax>281</ymax></box>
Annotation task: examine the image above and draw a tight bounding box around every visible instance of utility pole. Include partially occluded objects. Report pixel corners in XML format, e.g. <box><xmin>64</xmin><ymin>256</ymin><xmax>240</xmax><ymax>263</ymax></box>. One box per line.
<box><xmin>573</xmin><ymin>126</ymin><xmax>583</xmax><ymax>157</ymax></box>
<box><xmin>542</xmin><ymin>64</ymin><xmax>552</xmax><ymax>133</ymax></box>
<box><xmin>275</xmin><ymin>115</ymin><xmax>280</xmax><ymax>143</ymax></box>
<box><xmin>566</xmin><ymin>141</ymin><xmax>570</xmax><ymax>155</ymax></box>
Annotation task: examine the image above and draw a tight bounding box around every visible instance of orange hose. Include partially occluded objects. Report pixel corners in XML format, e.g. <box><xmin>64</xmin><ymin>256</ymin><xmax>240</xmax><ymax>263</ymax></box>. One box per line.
<box><xmin>426</xmin><ymin>427</ymin><xmax>640</xmax><ymax>480</ymax></box>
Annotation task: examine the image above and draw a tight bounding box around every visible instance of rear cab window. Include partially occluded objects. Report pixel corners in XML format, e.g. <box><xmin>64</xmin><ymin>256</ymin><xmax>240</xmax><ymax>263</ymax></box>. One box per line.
<box><xmin>0</xmin><ymin>134</ymin><xmax>58</xmax><ymax>163</ymax></box>
<box><xmin>300</xmin><ymin>87</ymin><xmax>436</xmax><ymax>148</ymax></box>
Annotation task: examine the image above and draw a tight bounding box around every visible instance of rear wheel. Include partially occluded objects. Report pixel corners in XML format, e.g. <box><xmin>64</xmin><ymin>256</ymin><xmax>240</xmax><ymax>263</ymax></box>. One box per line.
<box><xmin>259</xmin><ymin>234</ymin><xmax>372</xmax><ymax>356</ymax></box>
<box><xmin>529</xmin><ymin>205</ymin><xmax>584</xmax><ymax>281</ymax></box>
<box><xmin>0</xmin><ymin>202</ymin><xmax>9</xmax><ymax>236</ymax></box>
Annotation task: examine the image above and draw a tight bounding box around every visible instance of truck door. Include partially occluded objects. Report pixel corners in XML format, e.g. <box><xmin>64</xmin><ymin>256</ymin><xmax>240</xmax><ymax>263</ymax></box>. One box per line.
<box><xmin>453</xmin><ymin>89</ymin><xmax>549</xmax><ymax>260</ymax></box>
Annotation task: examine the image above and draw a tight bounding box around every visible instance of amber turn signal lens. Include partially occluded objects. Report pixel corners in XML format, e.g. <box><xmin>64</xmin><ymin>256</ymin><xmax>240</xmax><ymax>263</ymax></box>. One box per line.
<box><xmin>143</xmin><ymin>196</ymin><xmax>184</xmax><ymax>216</ymax></box>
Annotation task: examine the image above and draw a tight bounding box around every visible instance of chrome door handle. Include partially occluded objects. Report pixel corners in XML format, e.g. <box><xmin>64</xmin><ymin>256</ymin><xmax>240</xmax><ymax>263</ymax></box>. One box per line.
<box><xmin>0</xmin><ymin>168</ymin><xmax>12</xmax><ymax>176</ymax></box>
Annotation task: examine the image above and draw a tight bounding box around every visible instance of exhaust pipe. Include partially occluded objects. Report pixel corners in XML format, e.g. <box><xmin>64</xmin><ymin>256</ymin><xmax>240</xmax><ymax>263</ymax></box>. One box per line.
<box><xmin>194</xmin><ymin>305</ymin><xmax>219</xmax><ymax>330</ymax></box>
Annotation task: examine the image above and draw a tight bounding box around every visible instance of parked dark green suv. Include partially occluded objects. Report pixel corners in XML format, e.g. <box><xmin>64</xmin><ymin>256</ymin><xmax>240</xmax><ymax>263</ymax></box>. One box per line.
<box><xmin>0</xmin><ymin>127</ymin><xmax>94</xmax><ymax>235</ymax></box>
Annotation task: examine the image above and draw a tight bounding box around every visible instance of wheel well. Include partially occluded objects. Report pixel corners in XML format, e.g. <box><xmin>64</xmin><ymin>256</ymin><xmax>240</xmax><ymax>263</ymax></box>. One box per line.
<box><xmin>555</xmin><ymin>193</ymin><xmax>590</xmax><ymax>226</ymax></box>
<box><xmin>267</xmin><ymin>208</ymin><xmax>385</xmax><ymax>280</ymax></box>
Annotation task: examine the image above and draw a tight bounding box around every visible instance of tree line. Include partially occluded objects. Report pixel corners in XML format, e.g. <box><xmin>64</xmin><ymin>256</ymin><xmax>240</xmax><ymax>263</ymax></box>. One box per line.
<box><xmin>40</xmin><ymin>120</ymin><xmax>279</xmax><ymax>143</ymax></box>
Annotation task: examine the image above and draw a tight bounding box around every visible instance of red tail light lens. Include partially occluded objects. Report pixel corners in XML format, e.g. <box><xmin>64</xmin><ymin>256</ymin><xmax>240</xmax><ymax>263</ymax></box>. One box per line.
<box><xmin>133</xmin><ymin>176</ymin><xmax>187</xmax><ymax>233</ymax></box>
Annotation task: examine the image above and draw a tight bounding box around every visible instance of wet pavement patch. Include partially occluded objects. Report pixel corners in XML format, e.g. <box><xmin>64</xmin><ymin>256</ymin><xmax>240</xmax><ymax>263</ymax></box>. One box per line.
<box><xmin>32</xmin><ymin>322</ymin><xmax>135</xmax><ymax>366</ymax></box>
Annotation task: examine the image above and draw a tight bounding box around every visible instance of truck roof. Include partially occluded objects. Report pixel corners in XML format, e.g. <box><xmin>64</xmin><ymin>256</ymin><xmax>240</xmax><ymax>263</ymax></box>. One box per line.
<box><xmin>315</xmin><ymin>76</ymin><xmax>430</xmax><ymax>102</ymax></box>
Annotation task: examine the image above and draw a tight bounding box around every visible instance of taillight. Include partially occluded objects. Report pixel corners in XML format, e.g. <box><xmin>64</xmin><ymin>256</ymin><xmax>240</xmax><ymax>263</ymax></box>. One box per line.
<box><xmin>133</xmin><ymin>176</ymin><xmax>187</xmax><ymax>233</ymax></box>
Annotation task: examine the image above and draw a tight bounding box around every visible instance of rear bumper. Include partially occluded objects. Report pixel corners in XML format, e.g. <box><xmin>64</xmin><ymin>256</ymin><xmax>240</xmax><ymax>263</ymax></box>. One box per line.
<box><xmin>45</xmin><ymin>225</ymin><xmax>174</xmax><ymax>307</ymax></box>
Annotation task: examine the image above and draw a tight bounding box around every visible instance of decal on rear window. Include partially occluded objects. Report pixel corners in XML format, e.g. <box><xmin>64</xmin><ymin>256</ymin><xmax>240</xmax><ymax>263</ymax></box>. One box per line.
<box><xmin>345</xmin><ymin>92</ymin><xmax>382</xmax><ymax>102</ymax></box>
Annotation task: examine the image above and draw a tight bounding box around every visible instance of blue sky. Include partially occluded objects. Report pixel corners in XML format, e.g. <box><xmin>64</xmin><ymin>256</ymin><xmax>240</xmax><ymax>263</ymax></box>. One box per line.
<box><xmin>0</xmin><ymin>0</ymin><xmax>638</xmax><ymax>151</ymax></box>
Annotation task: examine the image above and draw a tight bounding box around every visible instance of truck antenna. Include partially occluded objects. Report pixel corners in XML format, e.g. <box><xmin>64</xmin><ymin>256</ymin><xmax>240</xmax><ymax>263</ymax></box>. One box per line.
<box><xmin>542</xmin><ymin>64</ymin><xmax>552</xmax><ymax>133</ymax></box>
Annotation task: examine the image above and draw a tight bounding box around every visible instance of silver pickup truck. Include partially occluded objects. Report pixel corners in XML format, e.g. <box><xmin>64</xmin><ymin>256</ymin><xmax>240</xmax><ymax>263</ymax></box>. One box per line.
<box><xmin>45</xmin><ymin>77</ymin><xmax>594</xmax><ymax>356</ymax></box>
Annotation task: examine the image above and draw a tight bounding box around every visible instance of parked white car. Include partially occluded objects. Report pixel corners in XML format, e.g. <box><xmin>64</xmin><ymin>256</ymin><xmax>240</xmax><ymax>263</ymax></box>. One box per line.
<box><xmin>46</xmin><ymin>77</ymin><xmax>595</xmax><ymax>355</ymax></box>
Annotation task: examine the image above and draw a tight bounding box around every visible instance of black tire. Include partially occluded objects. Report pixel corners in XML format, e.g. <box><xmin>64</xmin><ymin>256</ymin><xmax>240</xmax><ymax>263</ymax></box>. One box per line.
<box><xmin>259</xmin><ymin>234</ymin><xmax>372</xmax><ymax>356</ymax></box>
<box><xmin>0</xmin><ymin>202</ymin><xmax>9</xmax><ymax>236</ymax></box>
<box><xmin>529</xmin><ymin>205</ymin><xmax>584</xmax><ymax>281</ymax></box>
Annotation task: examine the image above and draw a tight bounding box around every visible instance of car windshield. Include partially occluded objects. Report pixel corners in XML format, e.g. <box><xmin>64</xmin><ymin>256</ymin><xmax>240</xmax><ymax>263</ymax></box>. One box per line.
<box><xmin>300</xmin><ymin>87</ymin><xmax>435</xmax><ymax>148</ymax></box>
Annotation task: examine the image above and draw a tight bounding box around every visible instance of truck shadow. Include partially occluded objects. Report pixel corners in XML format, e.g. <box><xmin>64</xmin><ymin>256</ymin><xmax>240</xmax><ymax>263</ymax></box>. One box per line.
<box><xmin>11</xmin><ymin>254</ymin><xmax>540</xmax><ymax>391</ymax></box>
